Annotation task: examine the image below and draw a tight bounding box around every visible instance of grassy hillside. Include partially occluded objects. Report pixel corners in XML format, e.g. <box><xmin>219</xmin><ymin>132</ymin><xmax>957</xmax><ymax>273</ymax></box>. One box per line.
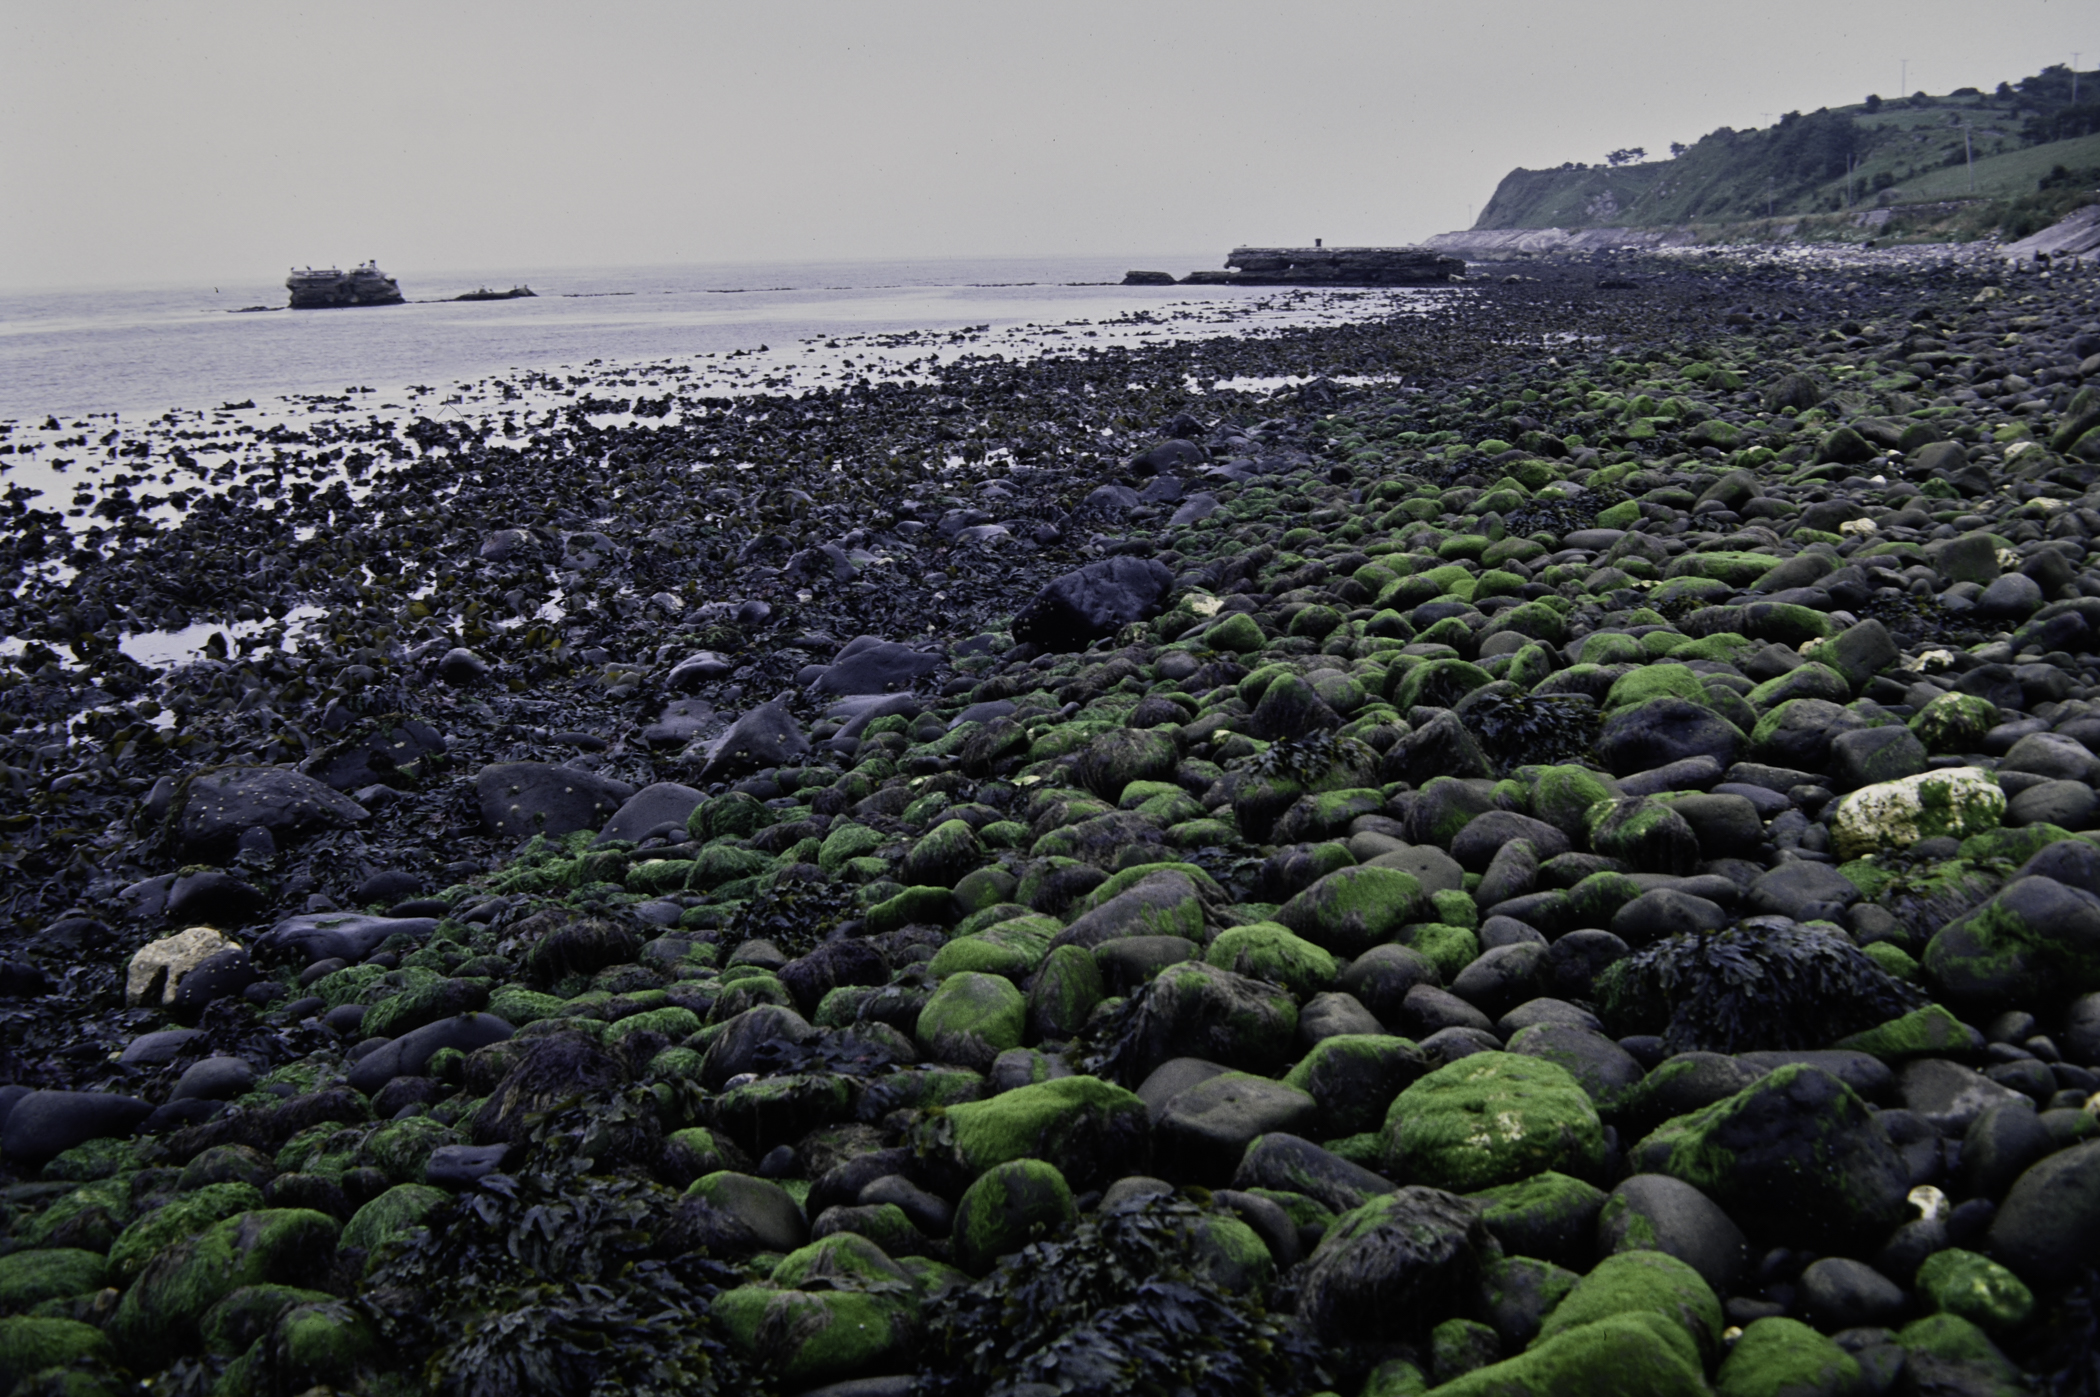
<box><xmin>1474</xmin><ymin>67</ymin><xmax>2099</xmax><ymax>240</ymax></box>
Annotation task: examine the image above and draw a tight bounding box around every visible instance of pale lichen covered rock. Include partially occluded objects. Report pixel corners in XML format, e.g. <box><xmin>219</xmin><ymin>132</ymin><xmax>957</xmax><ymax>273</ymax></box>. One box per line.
<box><xmin>1830</xmin><ymin>768</ymin><xmax>2005</xmax><ymax>861</ymax></box>
<box><xmin>125</xmin><ymin>926</ymin><xmax>241</xmax><ymax>1008</ymax></box>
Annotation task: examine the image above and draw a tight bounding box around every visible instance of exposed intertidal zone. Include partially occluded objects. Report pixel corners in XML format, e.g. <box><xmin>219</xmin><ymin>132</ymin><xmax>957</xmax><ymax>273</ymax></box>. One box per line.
<box><xmin>4</xmin><ymin>253</ymin><xmax>2100</xmax><ymax>1394</ymax></box>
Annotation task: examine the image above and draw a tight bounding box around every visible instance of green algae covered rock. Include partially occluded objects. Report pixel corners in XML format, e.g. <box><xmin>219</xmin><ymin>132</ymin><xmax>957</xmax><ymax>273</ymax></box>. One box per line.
<box><xmin>105</xmin><ymin>1181</ymin><xmax>265</xmax><ymax>1285</ymax></box>
<box><xmin>1915</xmin><ymin>1248</ymin><xmax>2034</xmax><ymax>1332</ymax></box>
<box><xmin>1535</xmin><ymin>1248</ymin><xmax>1724</xmax><ymax>1363</ymax></box>
<box><xmin>1282</xmin><ymin>1034</ymin><xmax>1429</xmax><ymax>1137</ymax></box>
<box><xmin>917</xmin><ymin>1075</ymin><xmax>1147</xmax><ymax>1190</ymax></box>
<box><xmin>1531</xmin><ymin>765</ymin><xmax>1619</xmax><ymax>838</ymax></box>
<box><xmin>1925</xmin><ymin>866</ymin><xmax>2100</xmax><ymax>1011</ymax></box>
<box><xmin>915</xmin><ymin>970</ymin><xmax>1025</xmax><ymax>1069</ymax></box>
<box><xmin>1896</xmin><ymin>1312</ymin><xmax>2029</xmax><ymax>1395</ymax></box>
<box><xmin>109</xmin><ymin>1208</ymin><xmax>341</xmax><ymax>1368</ymax></box>
<box><xmin>713</xmin><ymin>1281</ymin><xmax>918</xmax><ymax>1387</ymax></box>
<box><xmin>1829</xmin><ymin>767</ymin><xmax>2005</xmax><ymax>860</ymax></box>
<box><xmin>1430</xmin><ymin>1312</ymin><xmax>1707</xmax><ymax>1397</ymax></box>
<box><xmin>1278</xmin><ymin>865</ymin><xmax>1432</xmax><ymax>958</ymax></box>
<box><xmin>1715</xmin><ymin>1315</ymin><xmax>1861</xmax><ymax>1397</ymax></box>
<box><xmin>1630</xmin><ymin>1064</ymin><xmax>1908</xmax><ymax>1248</ymax></box>
<box><xmin>1466</xmin><ymin>1170</ymin><xmax>1608</xmax><ymax>1269</ymax></box>
<box><xmin>1207</xmin><ymin>921</ymin><xmax>1338</xmax><ymax>999</ymax></box>
<box><xmin>1026</xmin><ymin>943</ymin><xmax>1105</xmax><ymax>1041</ymax></box>
<box><xmin>1910</xmin><ymin>691</ymin><xmax>2000</xmax><ymax>755</ymax></box>
<box><xmin>0</xmin><ymin>1248</ymin><xmax>106</xmax><ymax>1312</ymax></box>
<box><xmin>342</xmin><ymin>1182</ymin><xmax>447</xmax><ymax>1255</ymax></box>
<box><xmin>0</xmin><ymin>1316</ymin><xmax>115</xmax><ymax>1393</ymax></box>
<box><xmin>1380</xmin><ymin>1052</ymin><xmax>1605</xmax><ymax>1192</ymax></box>
<box><xmin>952</xmin><ymin>1158</ymin><xmax>1077</xmax><ymax>1275</ymax></box>
<box><xmin>1833</xmin><ymin>1003</ymin><xmax>1977</xmax><ymax>1063</ymax></box>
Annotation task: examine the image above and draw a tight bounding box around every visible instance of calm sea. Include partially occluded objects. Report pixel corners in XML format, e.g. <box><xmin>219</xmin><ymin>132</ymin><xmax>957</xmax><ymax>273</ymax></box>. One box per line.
<box><xmin>0</xmin><ymin>253</ymin><xmax>1359</xmax><ymax>422</ymax></box>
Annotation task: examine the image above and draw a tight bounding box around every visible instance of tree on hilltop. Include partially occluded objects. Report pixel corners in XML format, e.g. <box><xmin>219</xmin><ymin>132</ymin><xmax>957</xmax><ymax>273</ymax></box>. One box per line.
<box><xmin>1606</xmin><ymin>147</ymin><xmax>1647</xmax><ymax>166</ymax></box>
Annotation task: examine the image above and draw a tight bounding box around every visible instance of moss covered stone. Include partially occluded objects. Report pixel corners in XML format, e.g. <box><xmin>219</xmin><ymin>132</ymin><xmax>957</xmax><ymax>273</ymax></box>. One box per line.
<box><xmin>1466</xmin><ymin>1171</ymin><xmax>1608</xmax><ymax>1267</ymax></box>
<box><xmin>1430</xmin><ymin>1312</ymin><xmax>1706</xmax><ymax>1396</ymax></box>
<box><xmin>342</xmin><ymin>1182</ymin><xmax>446</xmax><ymax>1256</ymax></box>
<box><xmin>109</xmin><ymin>1208</ymin><xmax>341</xmax><ymax>1368</ymax></box>
<box><xmin>922</xmin><ymin>1075</ymin><xmax>1147</xmax><ymax>1188</ymax></box>
<box><xmin>1381</xmin><ymin>1052</ymin><xmax>1605</xmax><ymax>1192</ymax></box>
<box><xmin>952</xmin><ymin>1158</ymin><xmax>1077</xmax><ymax>1275</ymax></box>
<box><xmin>1715</xmin><ymin>1316</ymin><xmax>1861</xmax><ymax>1397</ymax></box>
<box><xmin>105</xmin><ymin>1181</ymin><xmax>264</xmax><ymax>1285</ymax></box>
<box><xmin>199</xmin><ymin>1284</ymin><xmax>335</xmax><ymax>1358</ymax></box>
<box><xmin>1278</xmin><ymin>865</ymin><xmax>1431</xmax><ymax>958</ymax></box>
<box><xmin>1830</xmin><ymin>768</ymin><xmax>2005</xmax><ymax>860</ymax></box>
<box><xmin>0</xmin><ymin>1316</ymin><xmax>114</xmax><ymax>1393</ymax></box>
<box><xmin>1910</xmin><ymin>692</ymin><xmax>2000</xmax><ymax>755</ymax></box>
<box><xmin>712</xmin><ymin>1283</ymin><xmax>917</xmax><ymax>1387</ymax></box>
<box><xmin>1605</xmin><ymin>665</ymin><xmax>1708</xmax><ymax>713</ymax></box>
<box><xmin>1833</xmin><ymin>1004</ymin><xmax>1974</xmax><ymax>1063</ymax></box>
<box><xmin>1535</xmin><ymin>1248</ymin><xmax>1723</xmax><ymax>1363</ymax></box>
<box><xmin>1282</xmin><ymin>1034</ymin><xmax>1427</xmax><ymax>1137</ymax></box>
<box><xmin>0</xmin><ymin>1249</ymin><xmax>106</xmax><ymax>1312</ymax></box>
<box><xmin>915</xmin><ymin>971</ymin><xmax>1025</xmax><ymax>1070</ymax></box>
<box><xmin>1916</xmin><ymin>1248</ymin><xmax>2034</xmax><ymax>1332</ymax></box>
<box><xmin>1895</xmin><ymin>1313</ymin><xmax>2028</xmax><ymax>1393</ymax></box>
<box><xmin>1531</xmin><ymin>765</ymin><xmax>1618</xmax><ymax>838</ymax></box>
<box><xmin>818</xmin><ymin>821</ymin><xmax>886</xmax><ymax>872</ymax></box>
<box><xmin>1205</xmin><ymin>922</ymin><xmax>1338</xmax><ymax>999</ymax></box>
<box><xmin>1026</xmin><ymin>943</ymin><xmax>1104</xmax><ymax>1041</ymax></box>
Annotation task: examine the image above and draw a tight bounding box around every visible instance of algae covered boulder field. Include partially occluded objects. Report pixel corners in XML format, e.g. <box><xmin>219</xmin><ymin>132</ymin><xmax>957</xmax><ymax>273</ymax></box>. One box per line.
<box><xmin>14</xmin><ymin>248</ymin><xmax>2100</xmax><ymax>1397</ymax></box>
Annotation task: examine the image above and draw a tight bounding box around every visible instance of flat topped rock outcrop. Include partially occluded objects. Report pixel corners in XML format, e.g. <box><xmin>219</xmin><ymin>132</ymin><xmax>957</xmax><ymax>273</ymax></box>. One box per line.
<box><xmin>1182</xmin><ymin>246</ymin><xmax>1465</xmax><ymax>286</ymax></box>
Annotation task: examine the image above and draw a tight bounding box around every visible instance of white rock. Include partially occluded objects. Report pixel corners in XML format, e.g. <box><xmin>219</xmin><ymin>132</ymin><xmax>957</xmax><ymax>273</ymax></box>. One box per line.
<box><xmin>125</xmin><ymin>925</ymin><xmax>240</xmax><ymax>1007</ymax></box>
<box><xmin>1830</xmin><ymin>767</ymin><xmax>2005</xmax><ymax>861</ymax></box>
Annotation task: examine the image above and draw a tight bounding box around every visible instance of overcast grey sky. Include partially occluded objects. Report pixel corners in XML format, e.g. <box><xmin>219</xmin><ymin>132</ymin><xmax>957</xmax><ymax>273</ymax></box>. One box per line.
<box><xmin>1</xmin><ymin>0</ymin><xmax>2090</xmax><ymax>290</ymax></box>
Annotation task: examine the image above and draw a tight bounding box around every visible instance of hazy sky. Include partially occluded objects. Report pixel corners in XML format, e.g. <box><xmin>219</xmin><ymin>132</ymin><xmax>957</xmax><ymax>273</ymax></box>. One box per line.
<box><xmin>2</xmin><ymin>0</ymin><xmax>2091</xmax><ymax>290</ymax></box>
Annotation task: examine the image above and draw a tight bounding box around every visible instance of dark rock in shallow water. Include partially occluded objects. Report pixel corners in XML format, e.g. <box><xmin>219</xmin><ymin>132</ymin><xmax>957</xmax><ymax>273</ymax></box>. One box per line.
<box><xmin>1012</xmin><ymin>556</ymin><xmax>1176</xmax><ymax>651</ymax></box>
<box><xmin>476</xmin><ymin>761</ymin><xmax>637</xmax><ymax>842</ymax></box>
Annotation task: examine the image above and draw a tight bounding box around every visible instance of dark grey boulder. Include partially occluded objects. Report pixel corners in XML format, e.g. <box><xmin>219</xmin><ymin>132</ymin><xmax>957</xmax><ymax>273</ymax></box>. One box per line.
<box><xmin>1297</xmin><ymin>1185</ymin><xmax>1491</xmax><ymax>1346</ymax></box>
<box><xmin>1746</xmin><ymin>862</ymin><xmax>1861</xmax><ymax>921</ymax></box>
<box><xmin>346</xmin><ymin>1013</ymin><xmax>514</xmax><ymax>1094</ymax></box>
<box><xmin>1748</xmin><ymin>699</ymin><xmax>1867</xmax><ymax>774</ymax></box>
<box><xmin>1663</xmin><ymin>793</ymin><xmax>1764</xmax><ymax>859</ymax></box>
<box><xmin>1595</xmin><ymin>698</ymin><xmax>1742</xmax><ymax>778</ymax></box>
<box><xmin>178</xmin><ymin>766</ymin><xmax>368</xmax><ymax>856</ymax></box>
<box><xmin>1798</xmin><ymin>1256</ymin><xmax>1908</xmax><ymax>1330</ymax></box>
<box><xmin>1</xmin><ymin>1090</ymin><xmax>153</xmax><ymax>1167</ymax></box>
<box><xmin>1830</xmin><ymin>726</ymin><xmax>1929</xmax><ymax>792</ymax></box>
<box><xmin>1598</xmin><ymin>1174</ymin><xmax>1747</xmax><ymax>1294</ymax></box>
<box><xmin>425</xmin><ymin>1143</ymin><xmax>514</xmax><ymax>1189</ymax></box>
<box><xmin>1895</xmin><ymin>1058</ymin><xmax>2025</xmax><ymax>1136</ymax></box>
<box><xmin>1153</xmin><ymin>1074</ymin><xmax>1318</xmax><ymax>1185</ymax></box>
<box><xmin>1450</xmin><ymin>812</ymin><xmax>1569</xmax><ymax>872</ymax></box>
<box><xmin>1988</xmin><ymin>1138</ymin><xmax>2100</xmax><ymax>1284</ymax></box>
<box><xmin>1232</xmin><ymin>1132</ymin><xmax>1396</xmax><ymax>1214</ymax></box>
<box><xmin>596</xmin><ymin>782</ymin><xmax>706</xmax><ymax>844</ymax></box>
<box><xmin>118</xmin><ymin>1028</ymin><xmax>203</xmax><ymax>1066</ymax></box>
<box><xmin>476</xmin><ymin>762</ymin><xmax>637</xmax><ymax>842</ymax></box>
<box><xmin>808</xmin><ymin>636</ymin><xmax>944</xmax><ymax>696</ymax></box>
<box><xmin>256</xmin><ymin>913</ymin><xmax>438</xmax><ymax>966</ymax></box>
<box><xmin>1012</xmin><ymin>556</ymin><xmax>1176</xmax><ymax>652</ymax></box>
<box><xmin>2008</xmin><ymin>779</ymin><xmax>2098</xmax><ymax>829</ymax></box>
<box><xmin>1339</xmin><ymin>945</ymin><xmax>1443</xmax><ymax>1026</ymax></box>
<box><xmin>1611</xmin><ymin>889</ymin><xmax>1728</xmax><ymax>946</ymax></box>
<box><xmin>1960</xmin><ymin>1098</ymin><xmax>2053</xmax><ymax>1203</ymax></box>
<box><xmin>699</xmin><ymin>698</ymin><xmax>810</xmax><ymax>781</ymax></box>
<box><xmin>170</xmin><ymin>1056</ymin><xmax>256</xmax><ymax>1103</ymax></box>
<box><xmin>1976</xmin><ymin>572</ymin><xmax>2046</xmax><ymax>622</ymax></box>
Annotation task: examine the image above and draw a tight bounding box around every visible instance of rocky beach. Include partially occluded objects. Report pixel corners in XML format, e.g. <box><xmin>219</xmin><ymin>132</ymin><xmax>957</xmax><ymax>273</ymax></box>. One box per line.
<box><xmin>5</xmin><ymin>239</ymin><xmax>2100</xmax><ymax>1396</ymax></box>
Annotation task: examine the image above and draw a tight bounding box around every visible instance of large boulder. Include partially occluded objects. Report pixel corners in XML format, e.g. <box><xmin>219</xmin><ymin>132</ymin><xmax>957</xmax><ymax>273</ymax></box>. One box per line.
<box><xmin>1595</xmin><ymin>698</ymin><xmax>1742</xmax><ymax>778</ymax></box>
<box><xmin>476</xmin><ymin>762</ymin><xmax>637</xmax><ymax>842</ymax></box>
<box><xmin>911</xmin><ymin>1075</ymin><xmax>1146</xmax><ymax>1192</ymax></box>
<box><xmin>700</xmin><ymin>698</ymin><xmax>810</xmax><ymax>781</ymax></box>
<box><xmin>1987</xmin><ymin>1138</ymin><xmax>2100</xmax><ymax>1286</ymax></box>
<box><xmin>1279</xmin><ymin>866</ymin><xmax>1433</xmax><ymax>958</ymax></box>
<box><xmin>807</xmin><ymin>636</ymin><xmax>944</xmax><ymax>696</ymax></box>
<box><xmin>178</xmin><ymin>766</ymin><xmax>367</xmax><ymax>856</ymax></box>
<box><xmin>1380</xmin><ymin>1052</ymin><xmax>1605</xmax><ymax>1192</ymax></box>
<box><xmin>1631</xmin><ymin>1064</ymin><xmax>1908</xmax><ymax>1248</ymax></box>
<box><xmin>1924</xmin><ymin>874</ymin><xmax>2100</xmax><ymax>1010</ymax></box>
<box><xmin>1296</xmin><ymin>1186</ymin><xmax>1492</xmax><ymax>1347</ymax></box>
<box><xmin>1101</xmin><ymin>961</ymin><xmax>1298</xmax><ymax>1083</ymax></box>
<box><xmin>1012</xmin><ymin>556</ymin><xmax>1176</xmax><ymax>651</ymax></box>
<box><xmin>1829</xmin><ymin>768</ymin><xmax>2006</xmax><ymax>860</ymax></box>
